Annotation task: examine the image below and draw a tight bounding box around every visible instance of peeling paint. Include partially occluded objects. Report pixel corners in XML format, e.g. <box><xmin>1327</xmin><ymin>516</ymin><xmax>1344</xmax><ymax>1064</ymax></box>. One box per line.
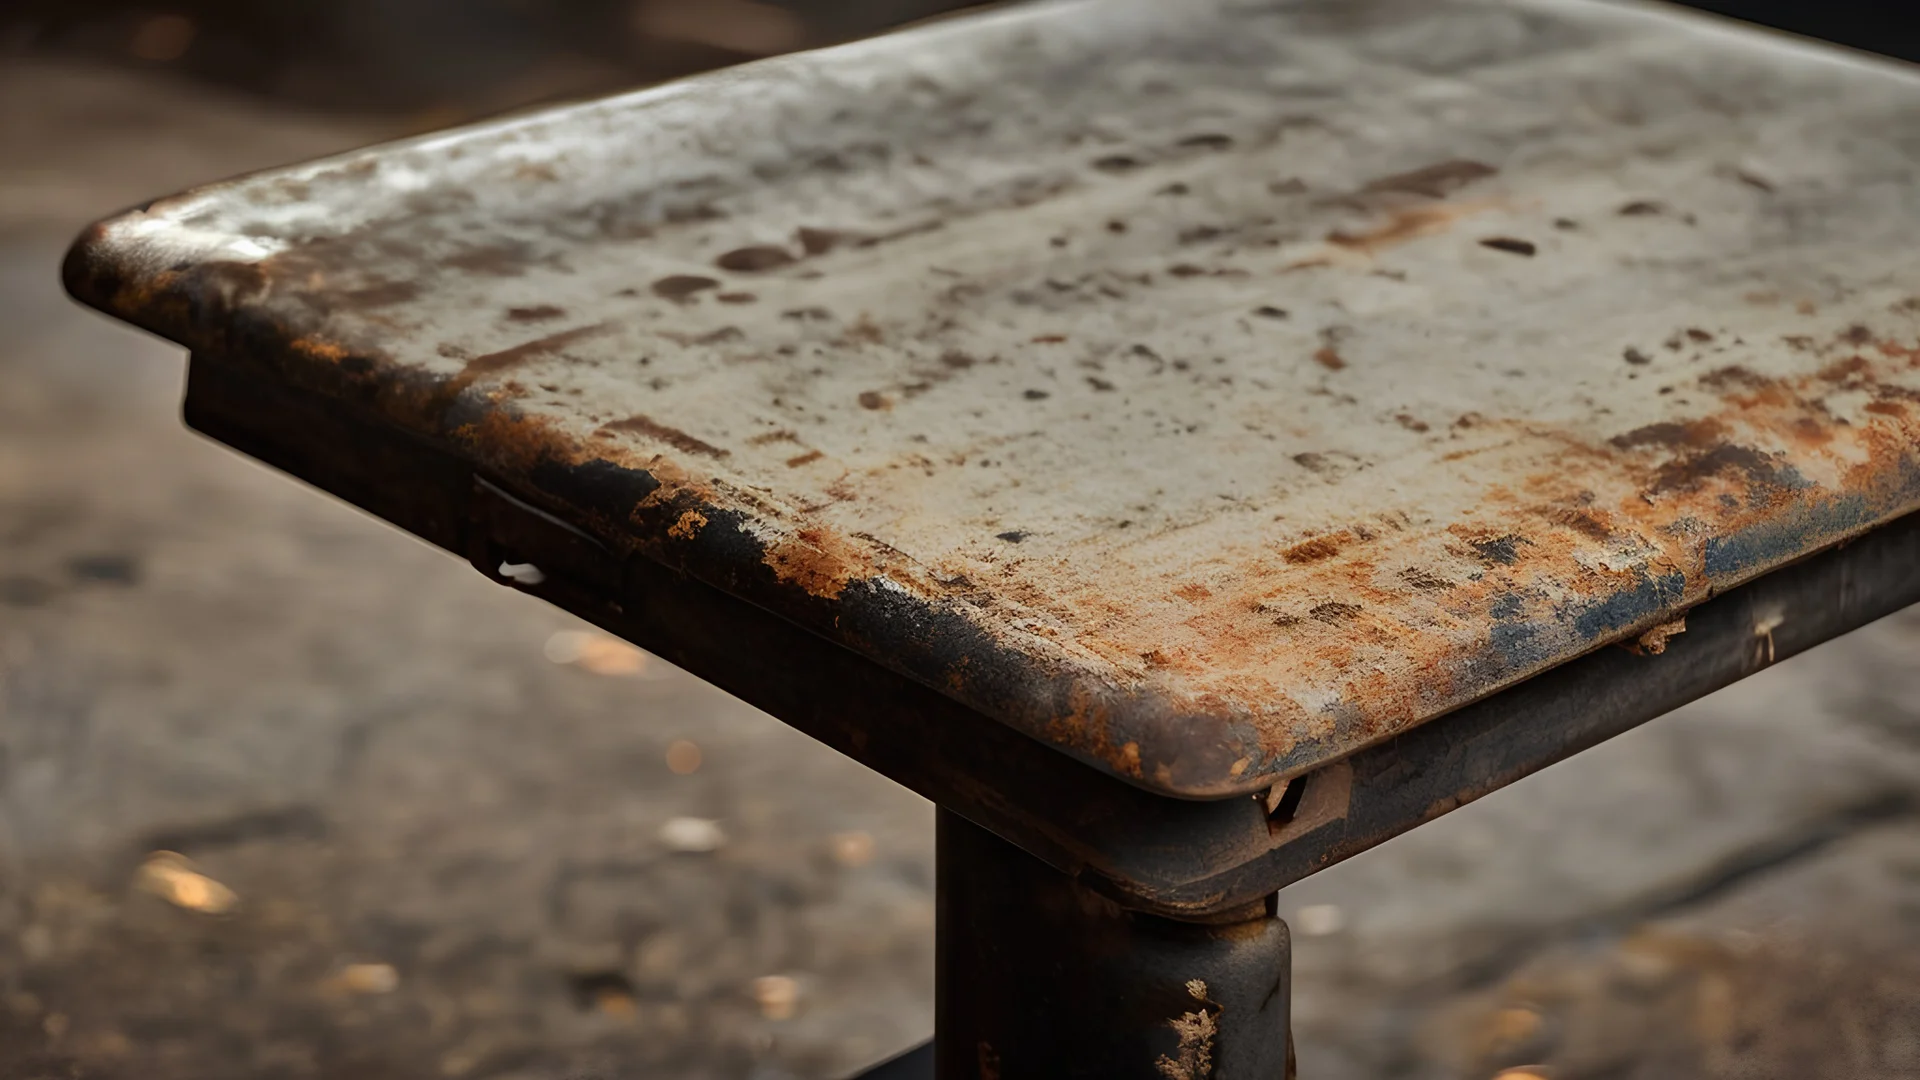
<box><xmin>1155</xmin><ymin>979</ymin><xmax>1219</xmax><ymax>1080</ymax></box>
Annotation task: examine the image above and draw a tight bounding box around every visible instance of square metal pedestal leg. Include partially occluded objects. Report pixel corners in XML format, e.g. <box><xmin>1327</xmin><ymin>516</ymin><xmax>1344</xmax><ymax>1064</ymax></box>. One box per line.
<box><xmin>931</xmin><ymin>809</ymin><xmax>1292</xmax><ymax>1079</ymax></box>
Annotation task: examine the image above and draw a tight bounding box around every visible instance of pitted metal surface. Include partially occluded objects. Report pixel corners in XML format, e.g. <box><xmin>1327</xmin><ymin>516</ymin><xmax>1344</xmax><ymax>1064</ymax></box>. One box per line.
<box><xmin>65</xmin><ymin>0</ymin><xmax>1920</xmax><ymax>798</ymax></box>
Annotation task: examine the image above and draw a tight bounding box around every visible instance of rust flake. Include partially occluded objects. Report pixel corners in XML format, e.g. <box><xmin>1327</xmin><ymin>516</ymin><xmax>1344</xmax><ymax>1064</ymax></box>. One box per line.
<box><xmin>289</xmin><ymin>337</ymin><xmax>353</xmax><ymax>364</ymax></box>
<box><xmin>667</xmin><ymin>510</ymin><xmax>709</xmax><ymax>540</ymax></box>
<box><xmin>452</xmin><ymin>410</ymin><xmax>587</xmax><ymax>478</ymax></box>
<box><xmin>762</xmin><ymin>524</ymin><xmax>876</xmax><ymax>600</ymax></box>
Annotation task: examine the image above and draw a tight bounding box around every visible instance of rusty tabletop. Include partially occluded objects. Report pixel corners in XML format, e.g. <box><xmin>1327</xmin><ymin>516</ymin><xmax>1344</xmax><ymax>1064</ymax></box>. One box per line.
<box><xmin>64</xmin><ymin>0</ymin><xmax>1920</xmax><ymax>909</ymax></box>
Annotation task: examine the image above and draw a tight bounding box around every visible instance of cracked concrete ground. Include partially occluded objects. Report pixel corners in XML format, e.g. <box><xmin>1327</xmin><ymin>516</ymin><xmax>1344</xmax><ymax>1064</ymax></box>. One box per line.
<box><xmin>3</xmin><ymin>57</ymin><xmax>1919</xmax><ymax>1080</ymax></box>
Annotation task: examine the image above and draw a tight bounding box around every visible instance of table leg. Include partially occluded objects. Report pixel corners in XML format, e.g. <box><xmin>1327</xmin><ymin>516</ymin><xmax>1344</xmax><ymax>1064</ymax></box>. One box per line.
<box><xmin>933</xmin><ymin>809</ymin><xmax>1292</xmax><ymax>1079</ymax></box>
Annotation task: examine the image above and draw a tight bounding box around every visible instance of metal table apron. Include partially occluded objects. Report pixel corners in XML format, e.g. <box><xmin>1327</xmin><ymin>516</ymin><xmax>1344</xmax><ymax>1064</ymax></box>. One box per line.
<box><xmin>64</xmin><ymin>0</ymin><xmax>1920</xmax><ymax>1075</ymax></box>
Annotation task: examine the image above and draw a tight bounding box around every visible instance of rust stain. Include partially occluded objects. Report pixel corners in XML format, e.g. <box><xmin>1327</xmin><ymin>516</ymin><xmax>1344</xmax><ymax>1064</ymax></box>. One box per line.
<box><xmin>454</xmin><ymin>409</ymin><xmax>579</xmax><ymax>475</ymax></box>
<box><xmin>1877</xmin><ymin>339</ymin><xmax>1920</xmax><ymax>365</ymax></box>
<box><xmin>763</xmin><ymin>525</ymin><xmax>873</xmax><ymax>600</ymax></box>
<box><xmin>1327</xmin><ymin>202</ymin><xmax>1483</xmax><ymax>252</ymax></box>
<box><xmin>1624</xmin><ymin>614</ymin><xmax>1686</xmax><ymax>655</ymax></box>
<box><xmin>442</xmin><ymin>324</ymin><xmax>606</xmax><ymax>403</ymax></box>
<box><xmin>1549</xmin><ymin>506</ymin><xmax>1613</xmax><ymax>541</ymax></box>
<box><xmin>599</xmin><ymin>414</ymin><xmax>731</xmax><ymax>458</ymax></box>
<box><xmin>652</xmin><ymin>274</ymin><xmax>721</xmax><ymax>301</ymax></box>
<box><xmin>1649</xmin><ymin>444</ymin><xmax>1782</xmax><ymax>494</ymax></box>
<box><xmin>1604</xmin><ymin>421</ymin><xmax>1785</xmax><ymax>495</ymax></box>
<box><xmin>1309</xmin><ymin>601</ymin><xmax>1363</xmax><ymax>624</ymax></box>
<box><xmin>1357</xmin><ymin>159</ymin><xmax>1498</xmax><ymax>200</ymax></box>
<box><xmin>796</xmin><ymin>226</ymin><xmax>855</xmax><ymax>255</ymax></box>
<box><xmin>1282</xmin><ymin>534</ymin><xmax>1345</xmax><ymax>563</ymax></box>
<box><xmin>668</xmin><ymin>510</ymin><xmax>709</xmax><ymax>540</ymax></box>
<box><xmin>289</xmin><ymin>337</ymin><xmax>352</xmax><ymax>364</ymax></box>
<box><xmin>1609</xmin><ymin>418</ymin><xmax>1726</xmax><ymax>450</ymax></box>
<box><xmin>715</xmin><ymin>245</ymin><xmax>797</xmax><ymax>272</ymax></box>
<box><xmin>1820</xmin><ymin>354</ymin><xmax>1871</xmax><ymax>383</ymax></box>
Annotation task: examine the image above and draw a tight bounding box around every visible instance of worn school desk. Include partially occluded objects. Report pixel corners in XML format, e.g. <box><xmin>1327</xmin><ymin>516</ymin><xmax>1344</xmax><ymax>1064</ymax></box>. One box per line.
<box><xmin>64</xmin><ymin>0</ymin><xmax>1920</xmax><ymax>1075</ymax></box>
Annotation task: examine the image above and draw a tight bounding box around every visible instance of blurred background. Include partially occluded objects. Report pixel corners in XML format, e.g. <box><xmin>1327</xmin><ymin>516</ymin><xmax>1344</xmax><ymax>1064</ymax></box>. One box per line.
<box><xmin>3</xmin><ymin>2</ymin><xmax>1920</xmax><ymax>1079</ymax></box>
<box><xmin>3</xmin><ymin>0</ymin><xmax>983</xmax><ymax>117</ymax></box>
<box><xmin>4</xmin><ymin>0</ymin><xmax>1917</xmax><ymax>119</ymax></box>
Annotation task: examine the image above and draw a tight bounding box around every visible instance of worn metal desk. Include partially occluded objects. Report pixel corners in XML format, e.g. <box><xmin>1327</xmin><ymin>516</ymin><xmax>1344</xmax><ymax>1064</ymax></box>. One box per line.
<box><xmin>65</xmin><ymin>0</ymin><xmax>1920</xmax><ymax>1074</ymax></box>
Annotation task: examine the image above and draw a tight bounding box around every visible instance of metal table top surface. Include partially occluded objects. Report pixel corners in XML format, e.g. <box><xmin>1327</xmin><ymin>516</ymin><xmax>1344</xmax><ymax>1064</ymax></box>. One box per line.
<box><xmin>67</xmin><ymin>0</ymin><xmax>1920</xmax><ymax>801</ymax></box>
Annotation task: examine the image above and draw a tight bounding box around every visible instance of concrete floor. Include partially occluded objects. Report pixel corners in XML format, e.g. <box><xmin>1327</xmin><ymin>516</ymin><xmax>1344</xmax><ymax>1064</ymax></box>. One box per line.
<box><xmin>3</xmin><ymin>57</ymin><xmax>1919</xmax><ymax>1080</ymax></box>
